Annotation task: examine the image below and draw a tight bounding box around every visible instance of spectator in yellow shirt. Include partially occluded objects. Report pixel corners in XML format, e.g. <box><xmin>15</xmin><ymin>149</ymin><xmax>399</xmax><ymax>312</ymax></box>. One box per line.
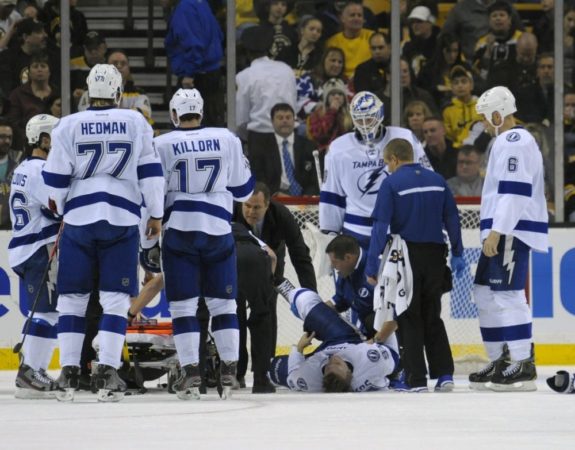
<box><xmin>442</xmin><ymin>64</ymin><xmax>482</xmax><ymax>148</ymax></box>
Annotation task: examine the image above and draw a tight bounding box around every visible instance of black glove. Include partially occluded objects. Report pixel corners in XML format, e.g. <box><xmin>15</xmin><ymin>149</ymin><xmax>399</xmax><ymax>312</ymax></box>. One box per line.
<box><xmin>546</xmin><ymin>371</ymin><xmax>575</xmax><ymax>394</ymax></box>
<box><xmin>139</xmin><ymin>242</ymin><xmax>161</xmax><ymax>273</ymax></box>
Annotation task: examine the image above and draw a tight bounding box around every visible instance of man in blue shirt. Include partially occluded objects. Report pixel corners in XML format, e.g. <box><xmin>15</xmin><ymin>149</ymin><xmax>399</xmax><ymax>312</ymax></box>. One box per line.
<box><xmin>325</xmin><ymin>234</ymin><xmax>377</xmax><ymax>338</ymax></box>
<box><xmin>365</xmin><ymin>138</ymin><xmax>466</xmax><ymax>392</ymax></box>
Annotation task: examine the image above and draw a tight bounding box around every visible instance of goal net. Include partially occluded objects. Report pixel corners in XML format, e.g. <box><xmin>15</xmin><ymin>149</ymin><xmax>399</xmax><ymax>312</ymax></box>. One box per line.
<box><xmin>276</xmin><ymin>196</ymin><xmax>488</xmax><ymax>373</ymax></box>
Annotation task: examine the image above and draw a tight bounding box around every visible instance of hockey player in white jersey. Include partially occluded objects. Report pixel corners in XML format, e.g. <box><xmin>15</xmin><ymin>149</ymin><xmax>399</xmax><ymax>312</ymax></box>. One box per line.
<box><xmin>470</xmin><ymin>86</ymin><xmax>548</xmax><ymax>392</ymax></box>
<box><xmin>9</xmin><ymin>114</ymin><xmax>60</xmax><ymax>399</ymax></box>
<box><xmin>154</xmin><ymin>88</ymin><xmax>254</xmax><ymax>400</ymax></box>
<box><xmin>269</xmin><ymin>279</ymin><xmax>399</xmax><ymax>392</ymax></box>
<box><xmin>42</xmin><ymin>64</ymin><xmax>165</xmax><ymax>402</ymax></box>
<box><xmin>319</xmin><ymin>91</ymin><xmax>431</xmax><ymax>248</ymax></box>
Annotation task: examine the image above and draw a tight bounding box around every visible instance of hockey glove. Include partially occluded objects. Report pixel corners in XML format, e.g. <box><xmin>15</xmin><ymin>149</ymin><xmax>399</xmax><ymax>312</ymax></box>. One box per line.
<box><xmin>450</xmin><ymin>255</ymin><xmax>467</xmax><ymax>278</ymax></box>
<box><xmin>140</xmin><ymin>242</ymin><xmax>161</xmax><ymax>273</ymax></box>
<box><xmin>546</xmin><ymin>371</ymin><xmax>575</xmax><ymax>394</ymax></box>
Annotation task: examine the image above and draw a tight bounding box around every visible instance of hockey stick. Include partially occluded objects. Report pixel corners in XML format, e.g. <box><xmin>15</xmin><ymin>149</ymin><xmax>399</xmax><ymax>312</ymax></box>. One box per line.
<box><xmin>312</xmin><ymin>150</ymin><xmax>322</xmax><ymax>189</ymax></box>
<box><xmin>13</xmin><ymin>222</ymin><xmax>64</xmax><ymax>357</ymax></box>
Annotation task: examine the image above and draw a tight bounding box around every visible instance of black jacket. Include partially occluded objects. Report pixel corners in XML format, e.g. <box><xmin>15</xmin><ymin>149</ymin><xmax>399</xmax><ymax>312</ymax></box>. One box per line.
<box><xmin>233</xmin><ymin>200</ymin><xmax>317</xmax><ymax>290</ymax></box>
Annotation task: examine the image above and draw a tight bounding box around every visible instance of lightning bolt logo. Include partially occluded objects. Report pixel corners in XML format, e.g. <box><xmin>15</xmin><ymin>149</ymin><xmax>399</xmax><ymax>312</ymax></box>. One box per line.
<box><xmin>503</xmin><ymin>247</ymin><xmax>515</xmax><ymax>285</ymax></box>
<box><xmin>360</xmin><ymin>167</ymin><xmax>383</xmax><ymax>196</ymax></box>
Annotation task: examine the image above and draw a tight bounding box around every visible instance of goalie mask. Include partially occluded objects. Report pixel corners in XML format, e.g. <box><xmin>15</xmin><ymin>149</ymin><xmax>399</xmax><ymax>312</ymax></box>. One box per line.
<box><xmin>170</xmin><ymin>88</ymin><xmax>204</xmax><ymax>127</ymax></box>
<box><xmin>350</xmin><ymin>91</ymin><xmax>385</xmax><ymax>145</ymax></box>
<box><xmin>475</xmin><ymin>86</ymin><xmax>516</xmax><ymax>133</ymax></box>
<box><xmin>87</xmin><ymin>64</ymin><xmax>123</xmax><ymax>104</ymax></box>
<box><xmin>25</xmin><ymin>114</ymin><xmax>59</xmax><ymax>149</ymax></box>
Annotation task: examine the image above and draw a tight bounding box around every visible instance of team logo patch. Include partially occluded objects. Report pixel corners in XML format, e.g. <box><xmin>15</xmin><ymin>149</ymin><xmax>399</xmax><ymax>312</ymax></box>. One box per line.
<box><xmin>358</xmin><ymin>287</ymin><xmax>370</xmax><ymax>298</ymax></box>
<box><xmin>506</xmin><ymin>132</ymin><xmax>520</xmax><ymax>142</ymax></box>
<box><xmin>367</xmin><ymin>349</ymin><xmax>380</xmax><ymax>362</ymax></box>
<box><xmin>27</xmin><ymin>284</ymin><xmax>34</xmax><ymax>294</ymax></box>
<box><xmin>357</xmin><ymin>167</ymin><xmax>384</xmax><ymax>196</ymax></box>
<box><xmin>296</xmin><ymin>378</ymin><xmax>308</xmax><ymax>390</ymax></box>
<box><xmin>121</xmin><ymin>278</ymin><xmax>130</xmax><ymax>287</ymax></box>
<box><xmin>226</xmin><ymin>285</ymin><xmax>233</xmax><ymax>294</ymax></box>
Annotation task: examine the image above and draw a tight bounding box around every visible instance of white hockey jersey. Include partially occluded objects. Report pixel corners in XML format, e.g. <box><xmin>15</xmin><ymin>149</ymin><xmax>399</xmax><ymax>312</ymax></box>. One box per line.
<box><xmin>319</xmin><ymin>128</ymin><xmax>430</xmax><ymax>238</ymax></box>
<box><xmin>480</xmin><ymin>128</ymin><xmax>548</xmax><ymax>252</ymax></box>
<box><xmin>286</xmin><ymin>342</ymin><xmax>396</xmax><ymax>392</ymax></box>
<box><xmin>8</xmin><ymin>158</ymin><xmax>60</xmax><ymax>268</ymax></box>
<box><xmin>42</xmin><ymin>107</ymin><xmax>164</xmax><ymax>225</ymax></box>
<box><xmin>154</xmin><ymin>126</ymin><xmax>254</xmax><ymax>235</ymax></box>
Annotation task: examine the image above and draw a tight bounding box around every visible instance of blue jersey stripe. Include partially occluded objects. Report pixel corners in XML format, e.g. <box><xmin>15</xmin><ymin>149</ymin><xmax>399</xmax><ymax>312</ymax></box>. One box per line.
<box><xmin>64</xmin><ymin>192</ymin><xmax>141</xmax><ymax>216</ymax></box>
<box><xmin>165</xmin><ymin>199</ymin><xmax>232</xmax><ymax>223</ymax></box>
<box><xmin>480</xmin><ymin>218</ymin><xmax>548</xmax><ymax>234</ymax></box>
<box><xmin>344</xmin><ymin>213</ymin><xmax>373</xmax><ymax>226</ymax></box>
<box><xmin>498</xmin><ymin>180</ymin><xmax>532</xmax><ymax>197</ymax></box>
<box><xmin>320</xmin><ymin>191</ymin><xmax>346</xmax><ymax>208</ymax></box>
<box><xmin>212</xmin><ymin>313</ymin><xmax>239</xmax><ymax>331</ymax></box>
<box><xmin>42</xmin><ymin>170</ymin><xmax>71</xmax><ymax>188</ymax></box>
<box><xmin>137</xmin><ymin>163</ymin><xmax>163</xmax><ymax>179</ymax></box>
<box><xmin>227</xmin><ymin>175</ymin><xmax>255</xmax><ymax>198</ymax></box>
<box><xmin>8</xmin><ymin>223</ymin><xmax>60</xmax><ymax>249</ymax></box>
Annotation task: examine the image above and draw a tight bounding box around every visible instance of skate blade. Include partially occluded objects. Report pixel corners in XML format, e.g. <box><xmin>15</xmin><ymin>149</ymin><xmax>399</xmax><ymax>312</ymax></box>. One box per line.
<box><xmin>56</xmin><ymin>388</ymin><xmax>76</xmax><ymax>402</ymax></box>
<box><xmin>469</xmin><ymin>382</ymin><xmax>492</xmax><ymax>391</ymax></box>
<box><xmin>97</xmin><ymin>389</ymin><xmax>125</xmax><ymax>402</ymax></box>
<box><xmin>219</xmin><ymin>386</ymin><xmax>232</xmax><ymax>400</ymax></box>
<box><xmin>14</xmin><ymin>387</ymin><xmax>56</xmax><ymax>399</ymax></box>
<box><xmin>487</xmin><ymin>380</ymin><xmax>537</xmax><ymax>392</ymax></box>
<box><xmin>176</xmin><ymin>387</ymin><xmax>201</xmax><ymax>400</ymax></box>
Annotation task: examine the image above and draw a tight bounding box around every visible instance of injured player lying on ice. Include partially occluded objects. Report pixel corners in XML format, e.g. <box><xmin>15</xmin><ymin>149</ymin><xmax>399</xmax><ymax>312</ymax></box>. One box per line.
<box><xmin>270</xmin><ymin>279</ymin><xmax>400</xmax><ymax>393</ymax></box>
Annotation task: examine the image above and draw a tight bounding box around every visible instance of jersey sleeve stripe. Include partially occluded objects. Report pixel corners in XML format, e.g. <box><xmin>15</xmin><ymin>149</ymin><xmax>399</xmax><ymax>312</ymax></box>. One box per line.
<box><xmin>480</xmin><ymin>322</ymin><xmax>532</xmax><ymax>342</ymax></box>
<box><xmin>164</xmin><ymin>199</ymin><xmax>232</xmax><ymax>222</ymax></box>
<box><xmin>344</xmin><ymin>213</ymin><xmax>373</xmax><ymax>226</ymax></box>
<box><xmin>63</xmin><ymin>192</ymin><xmax>142</xmax><ymax>216</ymax></box>
<box><xmin>42</xmin><ymin>170</ymin><xmax>71</xmax><ymax>188</ymax></box>
<box><xmin>480</xmin><ymin>218</ymin><xmax>548</xmax><ymax>233</ymax></box>
<box><xmin>498</xmin><ymin>180</ymin><xmax>532</xmax><ymax>197</ymax></box>
<box><xmin>8</xmin><ymin>223</ymin><xmax>61</xmax><ymax>249</ymax></box>
<box><xmin>226</xmin><ymin>175</ymin><xmax>255</xmax><ymax>198</ymax></box>
<box><xmin>137</xmin><ymin>163</ymin><xmax>163</xmax><ymax>179</ymax></box>
<box><xmin>320</xmin><ymin>191</ymin><xmax>346</xmax><ymax>208</ymax></box>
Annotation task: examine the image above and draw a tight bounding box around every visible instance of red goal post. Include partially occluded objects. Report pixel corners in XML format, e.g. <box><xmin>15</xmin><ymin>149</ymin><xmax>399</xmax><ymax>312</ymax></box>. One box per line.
<box><xmin>274</xmin><ymin>195</ymin><xmax>488</xmax><ymax>373</ymax></box>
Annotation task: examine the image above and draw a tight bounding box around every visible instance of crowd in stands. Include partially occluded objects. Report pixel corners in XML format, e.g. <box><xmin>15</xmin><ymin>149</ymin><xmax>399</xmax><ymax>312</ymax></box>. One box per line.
<box><xmin>1</xmin><ymin>0</ymin><xmax>575</xmax><ymax>230</ymax></box>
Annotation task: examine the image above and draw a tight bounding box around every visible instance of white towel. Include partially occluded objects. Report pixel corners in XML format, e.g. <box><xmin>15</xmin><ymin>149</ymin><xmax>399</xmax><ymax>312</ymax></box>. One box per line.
<box><xmin>373</xmin><ymin>234</ymin><xmax>413</xmax><ymax>330</ymax></box>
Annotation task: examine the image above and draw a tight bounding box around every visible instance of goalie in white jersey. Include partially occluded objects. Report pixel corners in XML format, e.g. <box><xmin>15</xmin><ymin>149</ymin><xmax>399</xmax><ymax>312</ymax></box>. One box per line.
<box><xmin>154</xmin><ymin>88</ymin><xmax>254</xmax><ymax>400</ymax></box>
<box><xmin>470</xmin><ymin>86</ymin><xmax>548</xmax><ymax>392</ymax></box>
<box><xmin>269</xmin><ymin>279</ymin><xmax>399</xmax><ymax>393</ymax></box>
<box><xmin>9</xmin><ymin>114</ymin><xmax>60</xmax><ymax>399</ymax></box>
<box><xmin>319</xmin><ymin>91</ymin><xmax>431</xmax><ymax>248</ymax></box>
<box><xmin>42</xmin><ymin>64</ymin><xmax>165</xmax><ymax>402</ymax></box>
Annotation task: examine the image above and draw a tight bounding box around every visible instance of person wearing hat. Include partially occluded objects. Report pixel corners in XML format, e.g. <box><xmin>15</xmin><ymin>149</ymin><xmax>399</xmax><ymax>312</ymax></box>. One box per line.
<box><xmin>70</xmin><ymin>30</ymin><xmax>107</xmax><ymax>107</ymax></box>
<box><xmin>442</xmin><ymin>64</ymin><xmax>482</xmax><ymax>148</ymax></box>
<box><xmin>402</xmin><ymin>4</ymin><xmax>441</xmax><ymax>78</ymax></box>
<box><xmin>308</xmin><ymin>77</ymin><xmax>353</xmax><ymax>154</ymax></box>
<box><xmin>236</xmin><ymin>25</ymin><xmax>297</xmax><ymax>160</ymax></box>
<box><xmin>0</xmin><ymin>17</ymin><xmax>60</xmax><ymax>103</ymax></box>
<box><xmin>472</xmin><ymin>0</ymin><xmax>523</xmax><ymax>86</ymax></box>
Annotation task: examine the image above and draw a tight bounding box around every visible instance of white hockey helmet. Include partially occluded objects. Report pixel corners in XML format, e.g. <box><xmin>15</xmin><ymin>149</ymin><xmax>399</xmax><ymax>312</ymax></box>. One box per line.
<box><xmin>169</xmin><ymin>88</ymin><xmax>204</xmax><ymax>126</ymax></box>
<box><xmin>25</xmin><ymin>114</ymin><xmax>59</xmax><ymax>145</ymax></box>
<box><xmin>350</xmin><ymin>91</ymin><xmax>385</xmax><ymax>143</ymax></box>
<box><xmin>475</xmin><ymin>86</ymin><xmax>517</xmax><ymax>129</ymax></box>
<box><xmin>87</xmin><ymin>64</ymin><xmax>123</xmax><ymax>103</ymax></box>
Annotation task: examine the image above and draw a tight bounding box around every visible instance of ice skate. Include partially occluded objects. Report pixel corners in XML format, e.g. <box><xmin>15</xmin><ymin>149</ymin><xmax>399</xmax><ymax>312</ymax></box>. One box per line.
<box><xmin>14</xmin><ymin>364</ymin><xmax>57</xmax><ymax>399</ymax></box>
<box><xmin>469</xmin><ymin>345</ymin><xmax>509</xmax><ymax>391</ymax></box>
<box><xmin>91</xmin><ymin>364</ymin><xmax>127</xmax><ymax>402</ymax></box>
<box><xmin>488</xmin><ymin>359</ymin><xmax>537</xmax><ymax>392</ymax></box>
<box><xmin>173</xmin><ymin>364</ymin><xmax>202</xmax><ymax>400</ymax></box>
<box><xmin>434</xmin><ymin>375</ymin><xmax>454</xmax><ymax>392</ymax></box>
<box><xmin>275</xmin><ymin>278</ymin><xmax>296</xmax><ymax>302</ymax></box>
<box><xmin>55</xmin><ymin>366</ymin><xmax>80</xmax><ymax>402</ymax></box>
<box><xmin>218</xmin><ymin>361</ymin><xmax>237</xmax><ymax>400</ymax></box>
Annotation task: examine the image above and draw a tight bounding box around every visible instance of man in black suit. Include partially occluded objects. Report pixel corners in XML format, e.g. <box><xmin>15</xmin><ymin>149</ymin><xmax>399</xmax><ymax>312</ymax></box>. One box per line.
<box><xmin>248</xmin><ymin>103</ymin><xmax>319</xmax><ymax>196</ymax></box>
<box><xmin>233</xmin><ymin>182</ymin><xmax>317</xmax><ymax>361</ymax></box>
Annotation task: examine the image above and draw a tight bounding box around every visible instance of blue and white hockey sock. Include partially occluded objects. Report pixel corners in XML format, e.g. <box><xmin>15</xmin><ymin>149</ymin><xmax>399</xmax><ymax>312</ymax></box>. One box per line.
<box><xmin>22</xmin><ymin>313</ymin><xmax>58</xmax><ymax>371</ymax></box>
<box><xmin>169</xmin><ymin>298</ymin><xmax>200</xmax><ymax>366</ymax></box>
<box><xmin>206</xmin><ymin>298</ymin><xmax>239</xmax><ymax>362</ymax></box>
<box><xmin>98</xmin><ymin>291</ymin><xmax>130</xmax><ymax>369</ymax></box>
<box><xmin>57</xmin><ymin>294</ymin><xmax>89</xmax><ymax>367</ymax></box>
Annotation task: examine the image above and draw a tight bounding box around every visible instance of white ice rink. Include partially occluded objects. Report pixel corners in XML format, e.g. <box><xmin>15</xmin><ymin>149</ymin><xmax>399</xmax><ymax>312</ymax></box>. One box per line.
<box><xmin>1</xmin><ymin>368</ymin><xmax>574</xmax><ymax>450</ymax></box>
